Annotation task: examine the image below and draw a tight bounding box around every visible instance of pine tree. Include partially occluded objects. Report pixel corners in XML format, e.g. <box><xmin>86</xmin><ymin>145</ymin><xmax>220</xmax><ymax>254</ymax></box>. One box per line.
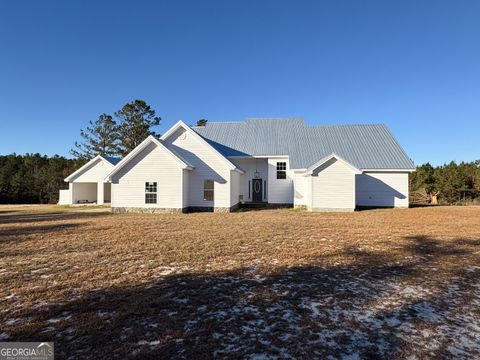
<box><xmin>70</xmin><ymin>114</ymin><xmax>119</xmax><ymax>159</ymax></box>
<box><xmin>115</xmin><ymin>100</ymin><xmax>161</xmax><ymax>156</ymax></box>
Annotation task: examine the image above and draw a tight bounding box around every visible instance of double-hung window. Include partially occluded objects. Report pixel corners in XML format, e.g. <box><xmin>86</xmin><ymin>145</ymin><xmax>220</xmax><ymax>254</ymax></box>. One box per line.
<box><xmin>276</xmin><ymin>162</ymin><xmax>287</xmax><ymax>179</ymax></box>
<box><xmin>145</xmin><ymin>182</ymin><xmax>157</xmax><ymax>204</ymax></box>
<box><xmin>203</xmin><ymin>180</ymin><xmax>214</xmax><ymax>201</ymax></box>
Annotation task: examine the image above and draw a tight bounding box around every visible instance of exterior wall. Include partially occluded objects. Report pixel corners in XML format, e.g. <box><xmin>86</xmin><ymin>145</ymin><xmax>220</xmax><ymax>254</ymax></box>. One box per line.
<box><xmin>110</xmin><ymin>142</ymin><xmax>184</xmax><ymax>210</ymax></box>
<box><xmin>72</xmin><ymin>182</ymin><xmax>97</xmax><ymax>203</ymax></box>
<box><xmin>104</xmin><ymin>183</ymin><xmax>111</xmax><ymax>202</ymax></box>
<box><xmin>164</xmin><ymin>128</ymin><xmax>233</xmax><ymax>209</ymax></box>
<box><xmin>356</xmin><ymin>172</ymin><xmax>409</xmax><ymax>208</ymax></box>
<box><xmin>310</xmin><ymin>158</ymin><xmax>356</xmax><ymax>211</ymax></box>
<box><xmin>267</xmin><ymin>157</ymin><xmax>294</xmax><ymax>204</ymax></box>
<box><xmin>72</xmin><ymin>159</ymin><xmax>113</xmax><ymax>183</ymax></box>
<box><xmin>230</xmin><ymin>169</ymin><xmax>241</xmax><ymax>205</ymax></box>
<box><xmin>230</xmin><ymin>158</ymin><xmax>268</xmax><ymax>202</ymax></box>
<box><xmin>293</xmin><ymin>171</ymin><xmax>310</xmax><ymax>207</ymax></box>
<box><xmin>58</xmin><ymin>189</ymin><xmax>70</xmax><ymax>205</ymax></box>
<box><xmin>182</xmin><ymin>169</ymin><xmax>189</xmax><ymax>209</ymax></box>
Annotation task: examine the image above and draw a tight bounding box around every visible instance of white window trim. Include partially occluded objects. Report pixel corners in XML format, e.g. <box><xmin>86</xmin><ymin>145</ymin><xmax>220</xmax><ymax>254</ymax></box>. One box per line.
<box><xmin>203</xmin><ymin>180</ymin><xmax>214</xmax><ymax>201</ymax></box>
<box><xmin>276</xmin><ymin>161</ymin><xmax>287</xmax><ymax>180</ymax></box>
<box><xmin>145</xmin><ymin>182</ymin><xmax>158</xmax><ymax>204</ymax></box>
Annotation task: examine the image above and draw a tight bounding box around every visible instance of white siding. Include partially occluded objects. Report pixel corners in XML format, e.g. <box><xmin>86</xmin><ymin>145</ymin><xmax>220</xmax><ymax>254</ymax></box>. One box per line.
<box><xmin>165</xmin><ymin>128</ymin><xmax>232</xmax><ymax>208</ymax></box>
<box><xmin>310</xmin><ymin>158</ymin><xmax>355</xmax><ymax>211</ymax></box>
<box><xmin>230</xmin><ymin>158</ymin><xmax>268</xmax><ymax>202</ymax></box>
<box><xmin>267</xmin><ymin>158</ymin><xmax>293</xmax><ymax>204</ymax></box>
<box><xmin>72</xmin><ymin>159</ymin><xmax>113</xmax><ymax>183</ymax></box>
<box><xmin>58</xmin><ymin>189</ymin><xmax>70</xmax><ymax>205</ymax></box>
<box><xmin>293</xmin><ymin>171</ymin><xmax>310</xmax><ymax>207</ymax></box>
<box><xmin>356</xmin><ymin>172</ymin><xmax>409</xmax><ymax>208</ymax></box>
<box><xmin>182</xmin><ymin>169</ymin><xmax>189</xmax><ymax>209</ymax></box>
<box><xmin>111</xmin><ymin>142</ymin><xmax>184</xmax><ymax>209</ymax></box>
<box><xmin>230</xmin><ymin>170</ymin><xmax>241</xmax><ymax>206</ymax></box>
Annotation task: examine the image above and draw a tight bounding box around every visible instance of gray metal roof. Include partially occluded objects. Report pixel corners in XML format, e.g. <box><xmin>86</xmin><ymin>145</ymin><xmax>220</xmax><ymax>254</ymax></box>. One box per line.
<box><xmin>161</xmin><ymin>139</ymin><xmax>195</xmax><ymax>168</ymax></box>
<box><xmin>192</xmin><ymin>118</ymin><xmax>414</xmax><ymax>170</ymax></box>
<box><xmin>102</xmin><ymin>156</ymin><xmax>122</xmax><ymax>165</ymax></box>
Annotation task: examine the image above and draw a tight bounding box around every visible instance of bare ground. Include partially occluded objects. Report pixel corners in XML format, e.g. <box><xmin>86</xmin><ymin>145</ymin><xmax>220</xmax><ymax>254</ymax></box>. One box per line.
<box><xmin>1</xmin><ymin>205</ymin><xmax>480</xmax><ymax>359</ymax></box>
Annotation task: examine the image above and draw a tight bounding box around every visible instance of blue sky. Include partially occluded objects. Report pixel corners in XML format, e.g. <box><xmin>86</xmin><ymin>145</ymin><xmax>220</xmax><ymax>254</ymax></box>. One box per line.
<box><xmin>0</xmin><ymin>0</ymin><xmax>479</xmax><ymax>166</ymax></box>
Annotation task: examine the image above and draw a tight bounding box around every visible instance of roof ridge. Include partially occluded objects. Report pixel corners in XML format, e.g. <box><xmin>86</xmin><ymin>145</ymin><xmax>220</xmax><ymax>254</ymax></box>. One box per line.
<box><xmin>308</xmin><ymin>123</ymin><xmax>386</xmax><ymax>127</ymax></box>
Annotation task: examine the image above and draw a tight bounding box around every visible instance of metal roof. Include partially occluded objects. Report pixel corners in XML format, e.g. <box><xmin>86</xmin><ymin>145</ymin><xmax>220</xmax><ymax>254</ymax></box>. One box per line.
<box><xmin>102</xmin><ymin>156</ymin><xmax>122</xmax><ymax>165</ymax></box>
<box><xmin>192</xmin><ymin>118</ymin><xmax>415</xmax><ymax>170</ymax></box>
<box><xmin>161</xmin><ymin>139</ymin><xmax>195</xmax><ymax>169</ymax></box>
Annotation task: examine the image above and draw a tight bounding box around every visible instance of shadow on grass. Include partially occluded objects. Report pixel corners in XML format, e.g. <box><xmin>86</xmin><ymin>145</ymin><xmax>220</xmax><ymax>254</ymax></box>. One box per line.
<box><xmin>0</xmin><ymin>223</ymin><xmax>82</xmax><ymax>241</ymax></box>
<box><xmin>4</xmin><ymin>236</ymin><xmax>480</xmax><ymax>359</ymax></box>
<box><xmin>0</xmin><ymin>211</ymin><xmax>109</xmax><ymax>225</ymax></box>
<box><xmin>0</xmin><ymin>209</ymin><xmax>22</xmax><ymax>215</ymax></box>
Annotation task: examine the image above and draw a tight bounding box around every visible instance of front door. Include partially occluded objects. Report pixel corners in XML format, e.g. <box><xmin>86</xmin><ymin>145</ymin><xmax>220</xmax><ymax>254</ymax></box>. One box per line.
<box><xmin>252</xmin><ymin>178</ymin><xmax>263</xmax><ymax>202</ymax></box>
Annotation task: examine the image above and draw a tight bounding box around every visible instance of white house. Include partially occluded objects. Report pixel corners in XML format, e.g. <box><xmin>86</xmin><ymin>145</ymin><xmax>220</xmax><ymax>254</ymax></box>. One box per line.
<box><xmin>60</xmin><ymin>118</ymin><xmax>415</xmax><ymax>212</ymax></box>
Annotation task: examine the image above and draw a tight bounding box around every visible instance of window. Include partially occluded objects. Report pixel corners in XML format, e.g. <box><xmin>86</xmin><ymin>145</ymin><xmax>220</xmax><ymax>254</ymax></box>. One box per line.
<box><xmin>203</xmin><ymin>180</ymin><xmax>214</xmax><ymax>201</ymax></box>
<box><xmin>145</xmin><ymin>182</ymin><xmax>157</xmax><ymax>204</ymax></box>
<box><xmin>276</xmin><ymin>162</ymin><xmax>287</xmax><ymax>179</ymax></box>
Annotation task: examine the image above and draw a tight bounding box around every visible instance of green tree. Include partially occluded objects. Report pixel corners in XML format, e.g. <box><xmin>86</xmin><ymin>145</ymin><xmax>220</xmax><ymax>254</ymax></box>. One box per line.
<box><xmin>196</xmin><ymin>119</ymin><xmax>208</xmax><ymax>126</ymax></box>
<box><xmin>0</xmin><ymin>153</ymin><xmax>84</xmax><ymax>204</ymax></box>
<box><xmin>410</xmin><ymin>163</ymin><xmax>435</xmax><ymax>194</ymax></box>
<box><xmin>70</xmin><ymin>114</ymin><xmax>119</xmax><ymax>160</ymax></box>
<box><xmin>115</xmin><ymin>100</ymin><xmax>161</xmax><ymax>156</ymax></box>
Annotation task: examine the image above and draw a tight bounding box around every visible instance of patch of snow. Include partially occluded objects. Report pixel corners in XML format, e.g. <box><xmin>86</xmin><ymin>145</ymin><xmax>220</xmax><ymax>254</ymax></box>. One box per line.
<box><xmin>48</xmin><ymin>315</ymin><xmax>72</xmax><ymax>323</ymax></box>
<box><xmin>30</xmin><ymin>267</ymin><xmax>50</xmax><ymax>274</ymax></box>
<box><xmin>5</xmin><ymin>318</ymin><xmax>20</xmax><ymax>325</ymax></box>
<box><xmin>137</xmin><ymin>340</ymin><xmax>161</xmax><ymax>347</ymax></box>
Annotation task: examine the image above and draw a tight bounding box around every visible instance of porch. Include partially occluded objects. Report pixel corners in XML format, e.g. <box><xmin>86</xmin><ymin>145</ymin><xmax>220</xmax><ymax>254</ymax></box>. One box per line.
<box><xmin>231</xmin><ymin>157</ymin><xmax>269</xmax><ymax>203</ymax></box>
<box><xmin>59</xmin><ymin>182</ymin><xmax>111</xmax><ymax>205</ymax></box>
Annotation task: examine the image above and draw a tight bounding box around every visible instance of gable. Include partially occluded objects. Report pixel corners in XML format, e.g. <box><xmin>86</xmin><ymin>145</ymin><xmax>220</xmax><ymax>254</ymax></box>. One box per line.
<box><xmin>161</xmin><ymin>121</ymin><xmax>243</xmax><ymax>174</ymax></box>
<box><xmin>164</xmin><ymin>127</ymin><xmax>233</xmax><ymax>175</ymax></box>
<box><xmin>106</xmin><ymin>135</ymin><xmax>193</xmax><ymax>182</ymax></box>
<box><xmin>65</xmin><ymin>156</ymin><xmax>114</xmax><ymax>183</ymax></box>
<box><xmin>110</xmin><ymin>141</ymin><xmax>183</xmax><ymax>182</ymax></box>
<box><xmin>307</xmin><ymin>154</ymin><xmax>361</xmax><ymax>175</ymax></box>
<box><xmin>311</xmin><ymin>158</ymin><xmax>356</xmax><ymax>176</ymax></box>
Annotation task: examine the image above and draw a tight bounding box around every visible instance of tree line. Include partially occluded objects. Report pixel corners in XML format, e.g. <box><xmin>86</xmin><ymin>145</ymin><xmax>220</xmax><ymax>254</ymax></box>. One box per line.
<box><xmin>409</xmin><ymin>161</ymin><xmax>480</xmax><ymax>205</ymax></box>
<box><xmin>0</xmin><ymin>154</ymin><xmax>84</xmax><ymax>204</ymax></box>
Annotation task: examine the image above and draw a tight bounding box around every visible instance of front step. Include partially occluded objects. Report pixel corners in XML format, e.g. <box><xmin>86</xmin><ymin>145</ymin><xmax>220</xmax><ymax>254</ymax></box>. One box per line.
<box><xmin>240</xmin><ymin>202</ymin><xmax>268</xmax><ymax>209</ymax></box>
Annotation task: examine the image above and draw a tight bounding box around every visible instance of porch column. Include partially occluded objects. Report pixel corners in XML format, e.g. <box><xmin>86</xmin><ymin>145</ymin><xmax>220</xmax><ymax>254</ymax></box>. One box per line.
<box><xmin>97</xmin><ymin>181</ymin><xmax>104</xmax><ymax>205</ymax></box>
<box><xmin>69</xmin><ymin>182</ymin><xmax>74</xmax><ymax>204</ymax></box>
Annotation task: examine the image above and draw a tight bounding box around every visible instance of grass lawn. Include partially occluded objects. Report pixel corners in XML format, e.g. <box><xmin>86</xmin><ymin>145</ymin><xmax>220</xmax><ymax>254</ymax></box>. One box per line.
<box><xmin>1</xmin><ymin>205</ymin><xmax>480</xmax><ymax>359</ymax></box>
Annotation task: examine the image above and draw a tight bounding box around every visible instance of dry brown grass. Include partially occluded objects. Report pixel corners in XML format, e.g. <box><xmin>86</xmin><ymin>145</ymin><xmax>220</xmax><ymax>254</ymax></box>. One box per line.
<box><xmin>1</xmin><ymin>205</ymin><xmax>480</xmax><ymax>359</ymax></box>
